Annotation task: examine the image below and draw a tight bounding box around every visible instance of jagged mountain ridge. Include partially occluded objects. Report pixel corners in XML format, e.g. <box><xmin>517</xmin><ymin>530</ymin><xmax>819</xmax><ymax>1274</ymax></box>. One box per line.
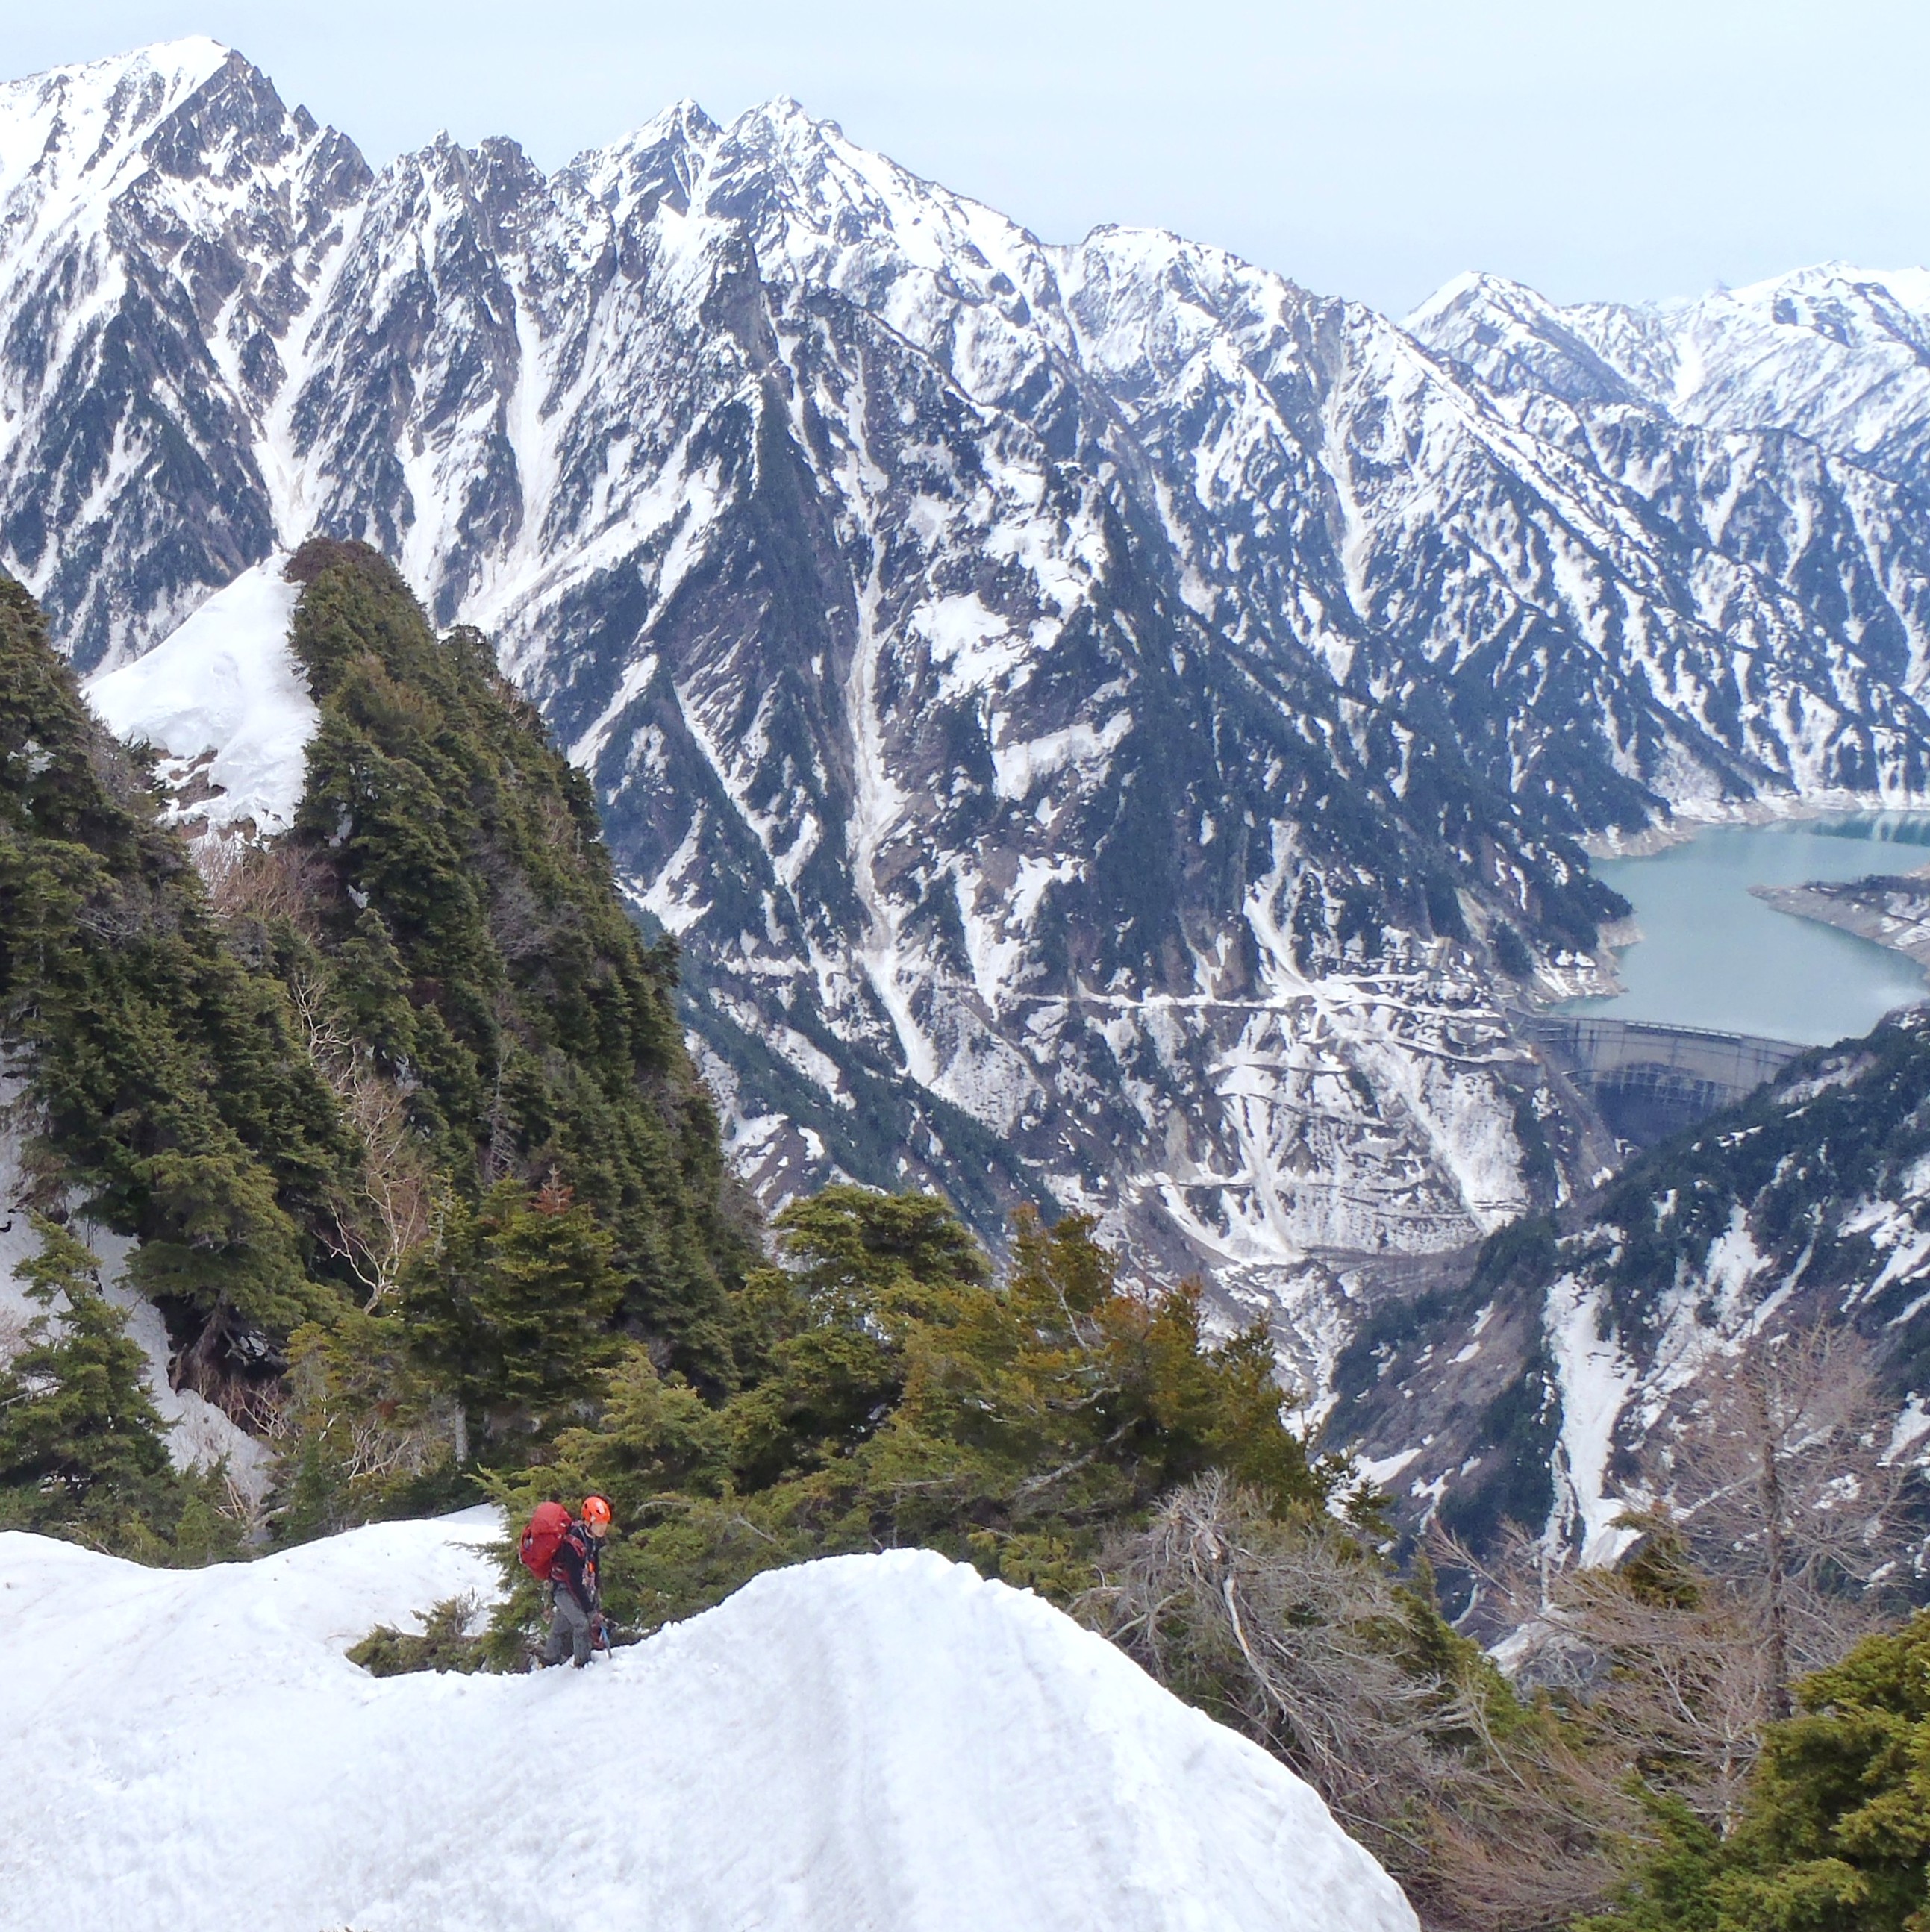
<box><xmin>1409</xmin><ymin>264</ymin><xmax>1930</xmax><ymax>496</ymax></box>
<box><xmin>10</xmin><ymin>42</ymin><xmax>1930</xmax><ymax>1395</ymax></box>
<box><xmin>1408</xmin><ymin>268</ymin><xmax>1930</xmax><ymax>712</ymax></box>
<box><xmin>0</xmin><ymin>40</ymin><xmax>369</xmax><ymax>664</ymax></box>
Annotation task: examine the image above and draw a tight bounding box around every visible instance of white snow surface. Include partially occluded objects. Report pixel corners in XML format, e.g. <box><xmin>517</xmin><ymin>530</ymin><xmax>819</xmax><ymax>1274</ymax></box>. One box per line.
<box><xmin>82</xmin><ymin>560</ymin><xmax>312</xmax><ymax>835</ymax></box>
<box><xmin>0</xmin><ymin>1518</ymin><xmax>1416</xmax><ymax>1932</ymax></box>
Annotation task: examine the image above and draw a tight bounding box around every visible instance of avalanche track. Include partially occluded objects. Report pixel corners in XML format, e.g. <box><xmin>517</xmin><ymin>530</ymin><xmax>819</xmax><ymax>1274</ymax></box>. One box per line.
<box><xmin>0</xmin><ymin>1512</ymin><xmax>1416</xmax><ymax>1931</ymax></box>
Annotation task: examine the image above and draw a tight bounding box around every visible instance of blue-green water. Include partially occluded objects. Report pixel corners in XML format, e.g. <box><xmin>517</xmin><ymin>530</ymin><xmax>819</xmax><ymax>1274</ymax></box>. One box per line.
<box><xmin>1559</xmin><ymin>815</ymin><xmax>1930</xmax><ymax>1045</ymax></box>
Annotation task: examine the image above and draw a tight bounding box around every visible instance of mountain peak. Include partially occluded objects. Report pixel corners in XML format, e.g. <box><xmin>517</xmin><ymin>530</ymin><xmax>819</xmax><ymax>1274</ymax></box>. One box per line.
<box><xmin>737</xmin><ymin>93</ymin><xmax>826</xmax><ymax>134</ymax></box>
<box><xmin>1403</xmin><ymin>268</ymin><xmax>1543</xmax><ymax>330</ymax></box>
<box><xmin>1404</xmin><ymin>269</ymin><xmax>1659</xmax><ymax>407</ymax></box>
<box><xmin>0</xmin><ymin>37</ymin><xmax>258</xmax><ymax>208</ymax></box>
<box><xmin>4</xmin><ymin>35</ymin><xmax>235</xmax><ymax>105</ymax></box>
<box><xmin>585</xmin><ymin>96</ymin><xmax>722</xmax><ymax>172</ymax></box>
<box><xmin>1722</xmin><ymin>258</ymin><xmax>1930</xmax><ymax>320</ymax></box>
<box><xmin>651</xmin><ymin>96</ymin><xmax>721</xmax><ymax>140</ymax></box>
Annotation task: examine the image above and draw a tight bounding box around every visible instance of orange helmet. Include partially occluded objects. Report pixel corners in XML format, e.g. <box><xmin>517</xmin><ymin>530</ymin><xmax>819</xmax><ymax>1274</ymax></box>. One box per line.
<box><xmin>581</xmin><ymin>1494</ymin><xmax>613</xmax><ymax>1528</ymax></box>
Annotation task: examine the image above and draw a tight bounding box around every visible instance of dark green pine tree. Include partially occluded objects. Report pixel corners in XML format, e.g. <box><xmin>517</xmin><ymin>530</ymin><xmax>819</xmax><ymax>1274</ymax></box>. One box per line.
<box><xmin>281</xmin><ymin>538</ymin><xmax>759</xmax><ymax>1390</ymax></box>
<box><xmin>1580</xmin><ymin>1611</ymin><xmax>1930</xmax><ymax>1932</ymax></box>
<box><xmin>399</xmin><ymin>1176</ymin><xmax>623</xmax><ymax>1462</ymax></box>
<box><xmin>0</xmin><ymin>571</ymin><xmax>349</xmax><ymax>1351</ymax></box>
<box><xmin>0</xmin><ymin>1216</ymin><xmax>187</xmax><ymax>1554</ymax></box>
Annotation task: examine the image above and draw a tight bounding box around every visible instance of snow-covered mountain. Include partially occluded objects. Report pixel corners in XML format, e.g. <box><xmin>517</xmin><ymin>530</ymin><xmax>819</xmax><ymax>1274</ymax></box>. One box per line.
<box><xmin>13</xmin><ymin>41</ymin><xmax>1930</xmax><ymax>1398</ymax></box>
<box><xmin>0</xmin><ymin>1513</ymin><xmax>1418</xmax><ymax>1931</ymax></box>
<box><xmin>1407</xmin><ymin>266</ymin><xmax>1930</xmax><ymax>719</ymax></box>
<box><xmin>0</xmin><ymin>42</ymin><xmax>366</xmax><ymax>664</ymax></box>
<box><xmin>1410</xmin><ymin>263</ymin><xmax>1930</xmax><ymax>495</ymax></box>
<box><xmin>1339</xmin><ymin>1009</ymin><xmax>1930</xmax><ymax>1560</ymax></box>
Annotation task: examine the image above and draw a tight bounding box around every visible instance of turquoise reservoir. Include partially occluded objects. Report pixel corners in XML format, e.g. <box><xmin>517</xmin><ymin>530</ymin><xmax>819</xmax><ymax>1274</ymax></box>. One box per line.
<box><xmin>1559</xmin><ymin>816</ymin><xmax>1930</xmax><ymax>1045</ymax></box>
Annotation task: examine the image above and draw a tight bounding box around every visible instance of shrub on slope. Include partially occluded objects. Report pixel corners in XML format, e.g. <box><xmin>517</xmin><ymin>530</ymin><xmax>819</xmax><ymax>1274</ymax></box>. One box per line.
<box><xmin>485</xmin><ymin>1188</ymin><xmax>1349</xmax><ymax>1639</ymax></box>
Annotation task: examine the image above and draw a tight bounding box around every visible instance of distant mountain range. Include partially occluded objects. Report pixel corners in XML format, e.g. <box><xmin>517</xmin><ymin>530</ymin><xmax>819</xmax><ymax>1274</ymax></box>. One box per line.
<box><xmin>7</xmin><ymin>38</ymin><xmax>1930</xmax><ymax>1504</ymax></box>
<box><xmin>1411</xmin><ymin>266</ymin><xmax>1930</xmax><ymax>494</ymax></box>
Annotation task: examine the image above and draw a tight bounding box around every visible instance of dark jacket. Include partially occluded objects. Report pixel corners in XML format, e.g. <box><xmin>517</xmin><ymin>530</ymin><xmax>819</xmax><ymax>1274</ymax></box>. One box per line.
<box><xmin>549</xmin><ymin>1522</ymin><xmax>602</xmax><ymax>1613</ymax></box>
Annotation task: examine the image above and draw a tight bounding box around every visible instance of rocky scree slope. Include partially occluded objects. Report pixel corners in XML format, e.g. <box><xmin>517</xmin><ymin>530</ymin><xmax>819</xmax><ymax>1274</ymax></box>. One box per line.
<box><xmin>11</xmin><ymin>43</ymin><xmax>1930</xmax><ymax>1392</ymax></box>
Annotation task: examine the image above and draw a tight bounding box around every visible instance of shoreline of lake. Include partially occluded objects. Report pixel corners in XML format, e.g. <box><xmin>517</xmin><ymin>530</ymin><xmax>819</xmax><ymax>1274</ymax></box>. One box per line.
<box><xmin>1751</xmin><ymin>867</ymin><xmax>1930</xmax><ymax>972</ymax></box>
<box><xmin>1556</xmin><ymin>815</ymin><xmax>1930</xmax><ymax>1045</ymax></box>
<box><xmin>1579</xmin><ymin>792</ymin><xmax>1930</xmax><ymax>863</ymax></box>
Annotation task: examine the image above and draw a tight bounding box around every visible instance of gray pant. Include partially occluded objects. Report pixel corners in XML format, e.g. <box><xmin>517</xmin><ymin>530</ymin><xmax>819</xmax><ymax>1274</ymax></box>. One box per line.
<box><xmin>542</xmin><ymin>1587</ymin><xmax>593</xmax><ymax>1667</ymax></box>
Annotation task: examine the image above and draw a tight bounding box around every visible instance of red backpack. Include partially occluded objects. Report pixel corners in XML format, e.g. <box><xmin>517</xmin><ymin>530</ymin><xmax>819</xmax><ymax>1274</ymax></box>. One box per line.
<box><xmin>519</xmin><ymin>1501</ymin><xmax>573</xmax><ymax>1580</ymax></box>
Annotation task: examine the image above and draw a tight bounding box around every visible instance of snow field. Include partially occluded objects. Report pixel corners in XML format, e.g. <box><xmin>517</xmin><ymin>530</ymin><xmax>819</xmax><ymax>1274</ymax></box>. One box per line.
<box><xmin>83</xmin><ymin>560</ymin><xmax>313</xmax><ymax>835</ymax></box>
<box><xmin>0</xmin><ymin>1515</ymin><xmax>1417</xmax><ymax>1932</ymax></box>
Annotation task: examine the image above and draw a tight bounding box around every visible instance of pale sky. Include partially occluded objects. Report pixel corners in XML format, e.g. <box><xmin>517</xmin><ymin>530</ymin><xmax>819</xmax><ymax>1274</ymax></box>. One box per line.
<box><xmin>5</xmin><ymin>0</ymin><xmax>1927</xmax><ymax>318</ymax></box>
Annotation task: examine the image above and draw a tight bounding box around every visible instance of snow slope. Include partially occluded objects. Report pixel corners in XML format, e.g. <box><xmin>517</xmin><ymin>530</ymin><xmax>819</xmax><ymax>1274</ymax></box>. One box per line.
<box><xmin>0</xmin><ymin>1516</ymin><xmax>1416</xmax><ymax>1932</ymax></box>
<box><xmin>83</xmin><ymin>559</ymin><xmax>312</xmax><ymax>835</ymax></box>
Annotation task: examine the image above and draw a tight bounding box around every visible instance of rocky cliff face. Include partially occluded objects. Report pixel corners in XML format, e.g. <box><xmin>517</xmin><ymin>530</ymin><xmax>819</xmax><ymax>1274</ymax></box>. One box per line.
<box><xmin>11</xmin><ymin>42</ymin><xmax>1930</xmax><ymax>1405</ymax></box>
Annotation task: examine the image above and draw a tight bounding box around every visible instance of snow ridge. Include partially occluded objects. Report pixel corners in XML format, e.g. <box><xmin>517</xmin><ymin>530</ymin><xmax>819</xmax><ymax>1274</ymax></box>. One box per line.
<box><xmin>84</xmin><ymin>560</ymin><xmax>311</xmax><ymax>836</ymax></box>
<box><xmin>0</xmin><ymin>1516</ymin><xmax>1417</xmax><ymax>1932</ymax></box>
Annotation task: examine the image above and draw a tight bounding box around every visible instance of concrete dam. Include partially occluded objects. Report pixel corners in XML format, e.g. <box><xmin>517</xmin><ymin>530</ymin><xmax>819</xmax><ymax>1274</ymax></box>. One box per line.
<box><xmin>1522</xmin><ymin>1016</ymin><xmax>1806</xmax><ymax>1146</ymax></box>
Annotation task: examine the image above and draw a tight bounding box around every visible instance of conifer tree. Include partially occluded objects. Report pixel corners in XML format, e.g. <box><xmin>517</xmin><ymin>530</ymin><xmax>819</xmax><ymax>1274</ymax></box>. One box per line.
<box><xmin>1580</xmin><ymin>1612</ymin><xmax>1930</xmax><ymax>1932</ymax></box>
<box><xmin>493</xmin><ymin>1187</ymin><xmax>1337</xmax><ymax>1633</ymax></box>
<box><xmin>0</xmin><ymin>572</ymin><xmax>347</xmax><ymax>1359</ymax></box>
<box><xmin>399</xmin><ymin>1177</ymin><xmax>623</xmax><ymax>1460</ymax></box>
<box><xmin>281</xmin><ymin>540</ymin><xmax>756</xmax><ymax>1389</ymax></box>
<box><xmin>0</xmin><ymin>1216</ymin><xmax>185</xmax><ymax>1552</ymax></box>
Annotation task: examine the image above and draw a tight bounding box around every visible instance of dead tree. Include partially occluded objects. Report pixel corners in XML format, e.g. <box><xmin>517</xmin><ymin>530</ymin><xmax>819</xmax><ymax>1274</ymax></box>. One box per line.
<box><xmin>287</xmin><ymin>966</ymin><xmax>439</xmax><ymax>1305</ymax></box>
<box><xmin>1664</xmin><ymin>1319</ymin><xmax>1914</xmax><ymax>1716</ymax></box>
<box><xmin>1087</xmin><ymin>1476</ymin><xmax>1628</xmax><ymax>1931</ymax></box>
<box><xmin>1447</xmin><ymin>1319</ymin><xmax>1921</xmax><ymax>1831</ymax></box>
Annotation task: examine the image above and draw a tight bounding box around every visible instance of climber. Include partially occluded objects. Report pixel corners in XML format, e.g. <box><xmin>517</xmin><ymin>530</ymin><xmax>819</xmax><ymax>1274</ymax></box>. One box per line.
<box><xmin>540</xmin><ymin>1493</ymin><xmax>613</xmax><ymax>1669</ymax></box>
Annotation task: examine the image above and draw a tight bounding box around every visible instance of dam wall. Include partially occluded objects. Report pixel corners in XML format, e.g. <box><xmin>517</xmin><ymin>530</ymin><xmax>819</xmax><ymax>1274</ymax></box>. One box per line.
<box><xmin>1523</xmin><ymin>1016</ymin><xmax>1806</xmax><ymax>1146</ymax></box>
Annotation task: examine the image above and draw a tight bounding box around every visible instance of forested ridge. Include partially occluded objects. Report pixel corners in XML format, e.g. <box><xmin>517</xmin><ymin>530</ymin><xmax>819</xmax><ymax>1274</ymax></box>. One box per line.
<box><xmin>0</xmin><ymin>546</ymin><xmax>1926</xmax><ymax>1930</ymax></box>
<box><xmin>0</xmin><ymin>541</ymin><xmax>755</xmax><ymax>1542</ymax></box>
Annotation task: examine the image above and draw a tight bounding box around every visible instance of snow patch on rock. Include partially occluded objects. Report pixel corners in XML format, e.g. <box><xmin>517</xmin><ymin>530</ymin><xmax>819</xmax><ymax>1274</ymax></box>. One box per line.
<box><xmin>1545</xmin><ymin>1272</ymin><xmax>1643</xmax><ymax>1566</ymax></box>
<box><xmin>0</xmin><ymin>1107</ymin><xmax>268</xmax><ymax>1497</ymax></box>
